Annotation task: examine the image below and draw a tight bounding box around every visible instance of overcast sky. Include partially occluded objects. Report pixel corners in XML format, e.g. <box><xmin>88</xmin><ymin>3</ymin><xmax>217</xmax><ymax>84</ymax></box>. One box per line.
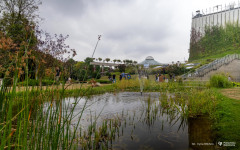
<box><xmin>39</xmin><ymin>0</ymin><xmax>238</xmax><ymax>63</ymax></box>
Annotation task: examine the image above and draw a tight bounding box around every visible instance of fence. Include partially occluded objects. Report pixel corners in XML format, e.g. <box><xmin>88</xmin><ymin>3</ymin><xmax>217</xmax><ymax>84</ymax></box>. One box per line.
<box><xmin>183</xmin><ymin>54</ymin><xmax>240</xmax><ymax>79</ymax></box>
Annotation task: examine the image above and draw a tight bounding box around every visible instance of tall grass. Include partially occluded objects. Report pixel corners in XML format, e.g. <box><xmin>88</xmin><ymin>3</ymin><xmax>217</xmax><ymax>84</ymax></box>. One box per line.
<box><xmin>0</xmin><ymin>35</ymin><xmax>105</xmax><ymax>149</ymax></box>
<box><xmin>0</xmin><ymin>47</ymin><xmax>218</xmax><ymax>150</ymax></box>
<box><xmin>190</xmin><ymin>23</ymin><xmax>240</xmax><ymax>61</ymax></box>
<box><xmin>210</xmin><ymin>74</ymin><xmax>233</xmax><ymax>88</ymax></box>
<box><xmin>0</xmin><ymin>78</ymin><xmax>218</xmax><ymax>149</ymax></box>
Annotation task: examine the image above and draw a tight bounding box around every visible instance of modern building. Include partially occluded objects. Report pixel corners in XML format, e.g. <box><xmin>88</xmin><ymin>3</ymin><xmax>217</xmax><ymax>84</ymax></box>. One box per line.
<box><xmin>192</xmin><ymin>2</ymin><xmax>240</xmax><ymax>35</ymax></box>
<box><xmin>138</xmin><ymin>56</ymin><xmax>161</xmax><ymax>66</ymax></box>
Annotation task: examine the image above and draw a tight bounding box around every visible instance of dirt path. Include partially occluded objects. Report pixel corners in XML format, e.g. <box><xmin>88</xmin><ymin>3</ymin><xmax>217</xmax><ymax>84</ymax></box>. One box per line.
<box><xmin>221</xmin><ymin>87</ymin><xmax>240</xmax><ymax>100</ymax></box>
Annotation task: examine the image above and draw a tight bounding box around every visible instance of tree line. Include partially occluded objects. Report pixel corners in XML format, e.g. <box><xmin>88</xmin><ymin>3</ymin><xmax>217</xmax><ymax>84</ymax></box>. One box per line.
<box><xmin>0</xmin><ymin>0</ymin><xmax>77</xmax><ymax>86</ymax></box>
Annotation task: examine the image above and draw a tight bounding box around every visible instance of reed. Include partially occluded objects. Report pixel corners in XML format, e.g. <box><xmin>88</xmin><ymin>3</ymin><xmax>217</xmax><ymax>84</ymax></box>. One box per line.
<box><xmin>0</xmin><ymin>53</ymin><xmax>220</xmax><ymax>150</ymax></box>
<box><xmin>0</xmin><ymin>37</ymin><xmax>105</xmax><ymax>149</ymax></box>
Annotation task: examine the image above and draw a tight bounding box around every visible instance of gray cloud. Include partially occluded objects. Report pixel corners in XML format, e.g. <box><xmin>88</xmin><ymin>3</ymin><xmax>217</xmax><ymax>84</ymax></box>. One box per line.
<box><xmin>40</xmin><ymin>0</ymin><xmax>231</xmax><ymax>63</ymax></box>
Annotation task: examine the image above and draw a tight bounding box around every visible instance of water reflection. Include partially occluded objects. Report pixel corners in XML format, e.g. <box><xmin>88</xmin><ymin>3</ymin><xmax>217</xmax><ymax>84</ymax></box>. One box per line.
<box><xmin>44</xmin><ymin>92</ymin><xmax>215</xmax><ymax>150</ymax></box>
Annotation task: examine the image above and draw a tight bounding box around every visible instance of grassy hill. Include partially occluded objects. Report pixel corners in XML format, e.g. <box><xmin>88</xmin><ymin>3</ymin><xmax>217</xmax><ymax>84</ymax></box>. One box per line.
<box><xmin>189</xmin><ymin>24</ymin><xmax>240</xmax><ymax>62</ymax></box>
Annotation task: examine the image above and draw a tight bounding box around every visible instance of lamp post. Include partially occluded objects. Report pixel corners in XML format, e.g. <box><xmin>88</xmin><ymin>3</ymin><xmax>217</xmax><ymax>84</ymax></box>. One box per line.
<box><xmin>91</xmin><ymin>35</ymin><xmax>101</xmax><ymax>58</ymax></box>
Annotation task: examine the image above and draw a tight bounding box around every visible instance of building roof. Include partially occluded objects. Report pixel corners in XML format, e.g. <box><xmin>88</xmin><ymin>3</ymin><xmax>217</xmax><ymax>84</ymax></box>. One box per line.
<box><xmin>138</xmin><ymin>56</ymin><xmax>161</xmax><ymax>66</ymax></box>
<box><xmin>146</xmin><ymin>56</ymin><xmax>154</xmax><ymax>60</ymax></box>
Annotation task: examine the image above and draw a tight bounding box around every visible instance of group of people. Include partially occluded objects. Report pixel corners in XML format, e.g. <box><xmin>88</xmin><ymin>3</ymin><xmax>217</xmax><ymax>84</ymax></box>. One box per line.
<box><xmin>108</xmin><ymin>72</ymin><xmax>131</xmax><ymax>83</ymax></box>
<box><xmin>155</xmin><ymin>73</ymin><xmax>175</xmax><ymax>82</ymax></box>
<box><xmin>120</xmin><ymin>72</ymin><xmax>126</xmax><ymax>80</ymax></box>
<box><xmin>108</xmin><ymin>74</ymin><xmax>116</xmax><ymax>83</ymax></box>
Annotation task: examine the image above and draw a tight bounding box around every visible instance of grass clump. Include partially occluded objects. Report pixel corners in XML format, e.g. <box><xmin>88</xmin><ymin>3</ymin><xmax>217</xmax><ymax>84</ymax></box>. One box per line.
<box><xmin>210</xmin><ymin>74</ymin><xmax>232</xmax><ymax>88</ymax></box>
<box><xmin>171</xmin><ymin>89</ymin><xmax>218</xmax><ymax>118</ymax></box>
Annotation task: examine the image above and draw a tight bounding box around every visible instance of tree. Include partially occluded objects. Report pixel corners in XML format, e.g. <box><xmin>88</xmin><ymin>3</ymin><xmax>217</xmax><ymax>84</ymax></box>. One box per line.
<box><xmin>105</xmin><ymin>58</ymin><xmax>110</xmax><ymax>63</ymax></box>
<box><xmin>64</xmin><ymin>58</ymin><xmax>76</xmax><ymax>78</ymax></box>
<box><xmin>118</xmin><ymin>64</ymin><xmax>126</xmax><ymax>72</ymax></box>
<box><xmin>98</xmin><ymin>57</ymin><xmax>102</xmax><ymax>62</ymax></box>
<box><xmin>0</xmin><ymin>0</ymin><xmax>41</xmax><ymax>47</ymax></box>
<box><xmin>38</xmin><ymin>32</ymin><xmax>76</xmax><ymax>62</ymax></box>
<box><xmin>71</xmin><ymin>61</ymin><xmax>85</xmax><ymax>81</ymax></box>
<box><xmin>125</xmin><ymin>59</ymin><xmax>130</xmax><ymax>65</ymax></box>
<box><xmin>0</xmin><ymin>0</ymin><xmax>42</xmax><ymax>21</ymax></box>
<box><xmin>113</xmin><ymin>59</ymin><xmax>117</xmax><ymax>63</ymax></box>
<box><xmin>80</xmin><ymin>57</ymin><xmax>101</xmax><ymax>79</ymax></box>
<box><xmin>0</xmin><ymin>32</ymin><xmax>17</xmax><ymax>79</ymax></box>
<box><xmin>0</xmin><ymin>0</ymin><xmax>41</xmax><ymax>85</ymax></box>
<box><xmin>84</xmin><ymin>57</ymin><xmax>94</xmax><ymax>65</ymax></box>
<box><xmin>84</xmin><ymin>57</ymin><xmax>94</xmax><ymax>76</ymax></box>
<box><xmin>129</xmin><ymin>60</ymin><xmax>133</xmax><ymax>65</ymax></box>
<box><xmin>33</xmin><ymin>29</ymin><xmax>76</xmax><ymax>86</ymax></box>
<box><xmin>165</xmin><ymin>64</ymin><xmax>186</xmax><ymax>76</ymax></box>
<box><xmin>133</xmin><ymin>61</ymin><xmax>138</xmax><ymax>65</ymax></box>
<box><xmin>0</xmin><ymin>0</ymin><xmax>77</xmax><ymax>86</ymax></box>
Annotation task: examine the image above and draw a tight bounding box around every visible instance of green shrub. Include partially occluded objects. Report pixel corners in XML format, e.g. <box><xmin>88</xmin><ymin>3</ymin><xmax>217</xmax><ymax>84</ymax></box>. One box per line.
<box><xmin>3</xmin><ymin>77</ymin><xmax>13</xmax><ymax>87</ymax></box>
<box><xmin>42</xmin><ymin>79</ymin><xmax>55</xmax><ymax>86</ymax></box>
<box><xmin>95</xmin><ymin>79</ymin><xmax>112</xmax><ymax>84</ymax></box>
<box><xmin>232</xmin><ymin>82</ymin><xmax>240</xmax><ymax>87</ymax></box>
<box><xmin>17</xmin><ymin>79</ymin><xmax>39</xmax><ymax>86</ymax></box>
<box><xmin>91</xmin><ymin>72</ymin><xmax>101</xmax><ymax>79</ymax></box>
<box><xmin>210</xmin><ymin>74</ymin><xmax>232</xmax><ymax>88</ymax></box>
<box><xmin>17</xmin><ymin>79</ymin><xmax>56</xmax><ymax>86</ymax></box>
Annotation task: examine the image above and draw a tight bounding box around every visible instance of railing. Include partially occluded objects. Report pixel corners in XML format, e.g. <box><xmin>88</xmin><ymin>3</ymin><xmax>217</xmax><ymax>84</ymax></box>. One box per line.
<box><xmin>183</xmin><ymin>54</ymin><xmax>240</xmax><ymax>78</ymax></box>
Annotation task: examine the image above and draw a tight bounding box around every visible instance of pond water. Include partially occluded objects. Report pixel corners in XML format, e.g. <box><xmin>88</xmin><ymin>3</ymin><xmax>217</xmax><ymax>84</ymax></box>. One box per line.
<box><xmin>45</xmin><ymin>92</ymin><xmax>216</xmax><ymax>150</ymax></box>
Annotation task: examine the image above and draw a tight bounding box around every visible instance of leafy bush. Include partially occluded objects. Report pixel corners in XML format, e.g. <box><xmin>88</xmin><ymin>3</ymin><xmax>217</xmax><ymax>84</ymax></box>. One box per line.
<box><xmin>210</xmin><ymin>74</ymin><xmax>232</xmax><ymax>88</ymax></box>
<box><xmin>118</xmin><ymin>64</ymin><xmax>126</xmax><ymax>72</ymax></box>
<box><xmin>17</xmin><ymin>79</ymin><xmax>56</xmax><ymax>86</ymax></box>
<box><xmin>165</xmin><ymin>64</ymin><xmax>186</xmax><ymax>76</ymax></box>
<box><xmin>18</xmin><ymin>79</ymin><xmax>39</xmax><ymax>86</ymax></box>
<box><xmin>232</xmin><ymin>82</ymin><xmax>240</xmax><ymax>87</ymax></box>
<box><xmin>95</xmin><ymin>79</ymin><xmax>112</xmax><ymax>84</ymax></box>
<box><xmin>42</xmin><ymin>79</ymin><xmax>55</xmax><ymax>86</ymax></box>
<box><xmin>2</xmin><ymin>78</ymin><xmax>13</xmax><ymax>87</ymax></box>
<box><xmin>105</xmin><ymin>72</ymin><xmax>111</xmax><ymax>77</ymax></box>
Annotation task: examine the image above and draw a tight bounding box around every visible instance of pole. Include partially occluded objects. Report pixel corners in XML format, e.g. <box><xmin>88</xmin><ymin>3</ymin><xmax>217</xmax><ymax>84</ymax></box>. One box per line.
<box><xmin>91</xmin><ymin>35</ymin><xmax>101</xmax><ymax>58</ymax></box>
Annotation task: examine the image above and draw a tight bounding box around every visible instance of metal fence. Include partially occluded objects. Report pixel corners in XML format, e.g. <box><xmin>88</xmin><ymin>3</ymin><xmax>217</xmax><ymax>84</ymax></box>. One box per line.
<box><xmin>183</xmin><ymin>54</ymin><xmax>240</xmax><ymax>79</ymax></box>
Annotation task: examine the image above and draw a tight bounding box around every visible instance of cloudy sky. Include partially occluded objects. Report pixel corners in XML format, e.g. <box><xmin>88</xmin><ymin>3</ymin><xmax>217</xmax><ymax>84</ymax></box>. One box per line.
<box><xmin>39</xmin><ymin>0</ymin><xmax>238</xmax><ymax>63</ymax></box>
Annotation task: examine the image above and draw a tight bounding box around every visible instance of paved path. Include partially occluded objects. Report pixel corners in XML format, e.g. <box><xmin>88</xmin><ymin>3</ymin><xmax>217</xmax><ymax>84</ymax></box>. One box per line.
<box><xmin>221</xmin><ymin>88</ymin><xmax>240</xmax><ymax>100</ymax></box>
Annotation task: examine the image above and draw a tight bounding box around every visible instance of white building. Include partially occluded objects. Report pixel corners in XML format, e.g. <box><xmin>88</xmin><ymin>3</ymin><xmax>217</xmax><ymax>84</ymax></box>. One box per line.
<box><xmin>192</xmin><ymin>2</ymin><xmax>240</xmax><ymax>35</ymax></box>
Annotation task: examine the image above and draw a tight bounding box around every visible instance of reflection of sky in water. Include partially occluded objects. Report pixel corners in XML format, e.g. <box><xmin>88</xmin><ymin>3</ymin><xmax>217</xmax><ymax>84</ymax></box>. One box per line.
<box><xmin>44</xmin><ymin>92</ymin><xmax>213</xmax><ymax>150</ymax></box>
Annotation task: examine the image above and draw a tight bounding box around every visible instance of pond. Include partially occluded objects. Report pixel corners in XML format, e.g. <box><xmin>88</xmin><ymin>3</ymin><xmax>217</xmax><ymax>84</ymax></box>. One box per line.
<box><xmin>45</xmin><ymin>92</ymin><xmax>216</xmax><ymax>150</ymax></box>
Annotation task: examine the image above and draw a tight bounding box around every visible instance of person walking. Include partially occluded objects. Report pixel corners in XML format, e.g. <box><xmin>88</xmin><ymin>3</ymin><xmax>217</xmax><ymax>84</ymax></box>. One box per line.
<box><xmin>55</xmin><ymin>67</ymin><xmax>61</xmax><ymax>83</ymax></box>
<box><xmin>228</xmin><ymin>76</ymin><xmax>231</xmax><ymax>81</ymax></box>
<box><xmin>121</xmin><ymin>72</ymin><xmax>125</xmax><ymax>80</ymax></box>
<box><xmin>155</xmin><ymin>74</ymin><xmax>158</xmax><ymax>81</ymax></box>
<box><xmin>112</xmin><ymin>74</ymin><xmax>116</xmax><ymax>83</ymax></box>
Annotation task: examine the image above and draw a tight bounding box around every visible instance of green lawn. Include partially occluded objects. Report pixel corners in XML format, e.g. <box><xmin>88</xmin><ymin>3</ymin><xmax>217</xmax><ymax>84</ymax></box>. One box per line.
<box><xmin>190</xmin><ymin>49</ymin><xmax>240</xmax><ymax>64</ymax></box>
<box><xmin>213</xmin><ymin>89</ymin><xmax>240</xmax><ymax>149</ymax></box>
